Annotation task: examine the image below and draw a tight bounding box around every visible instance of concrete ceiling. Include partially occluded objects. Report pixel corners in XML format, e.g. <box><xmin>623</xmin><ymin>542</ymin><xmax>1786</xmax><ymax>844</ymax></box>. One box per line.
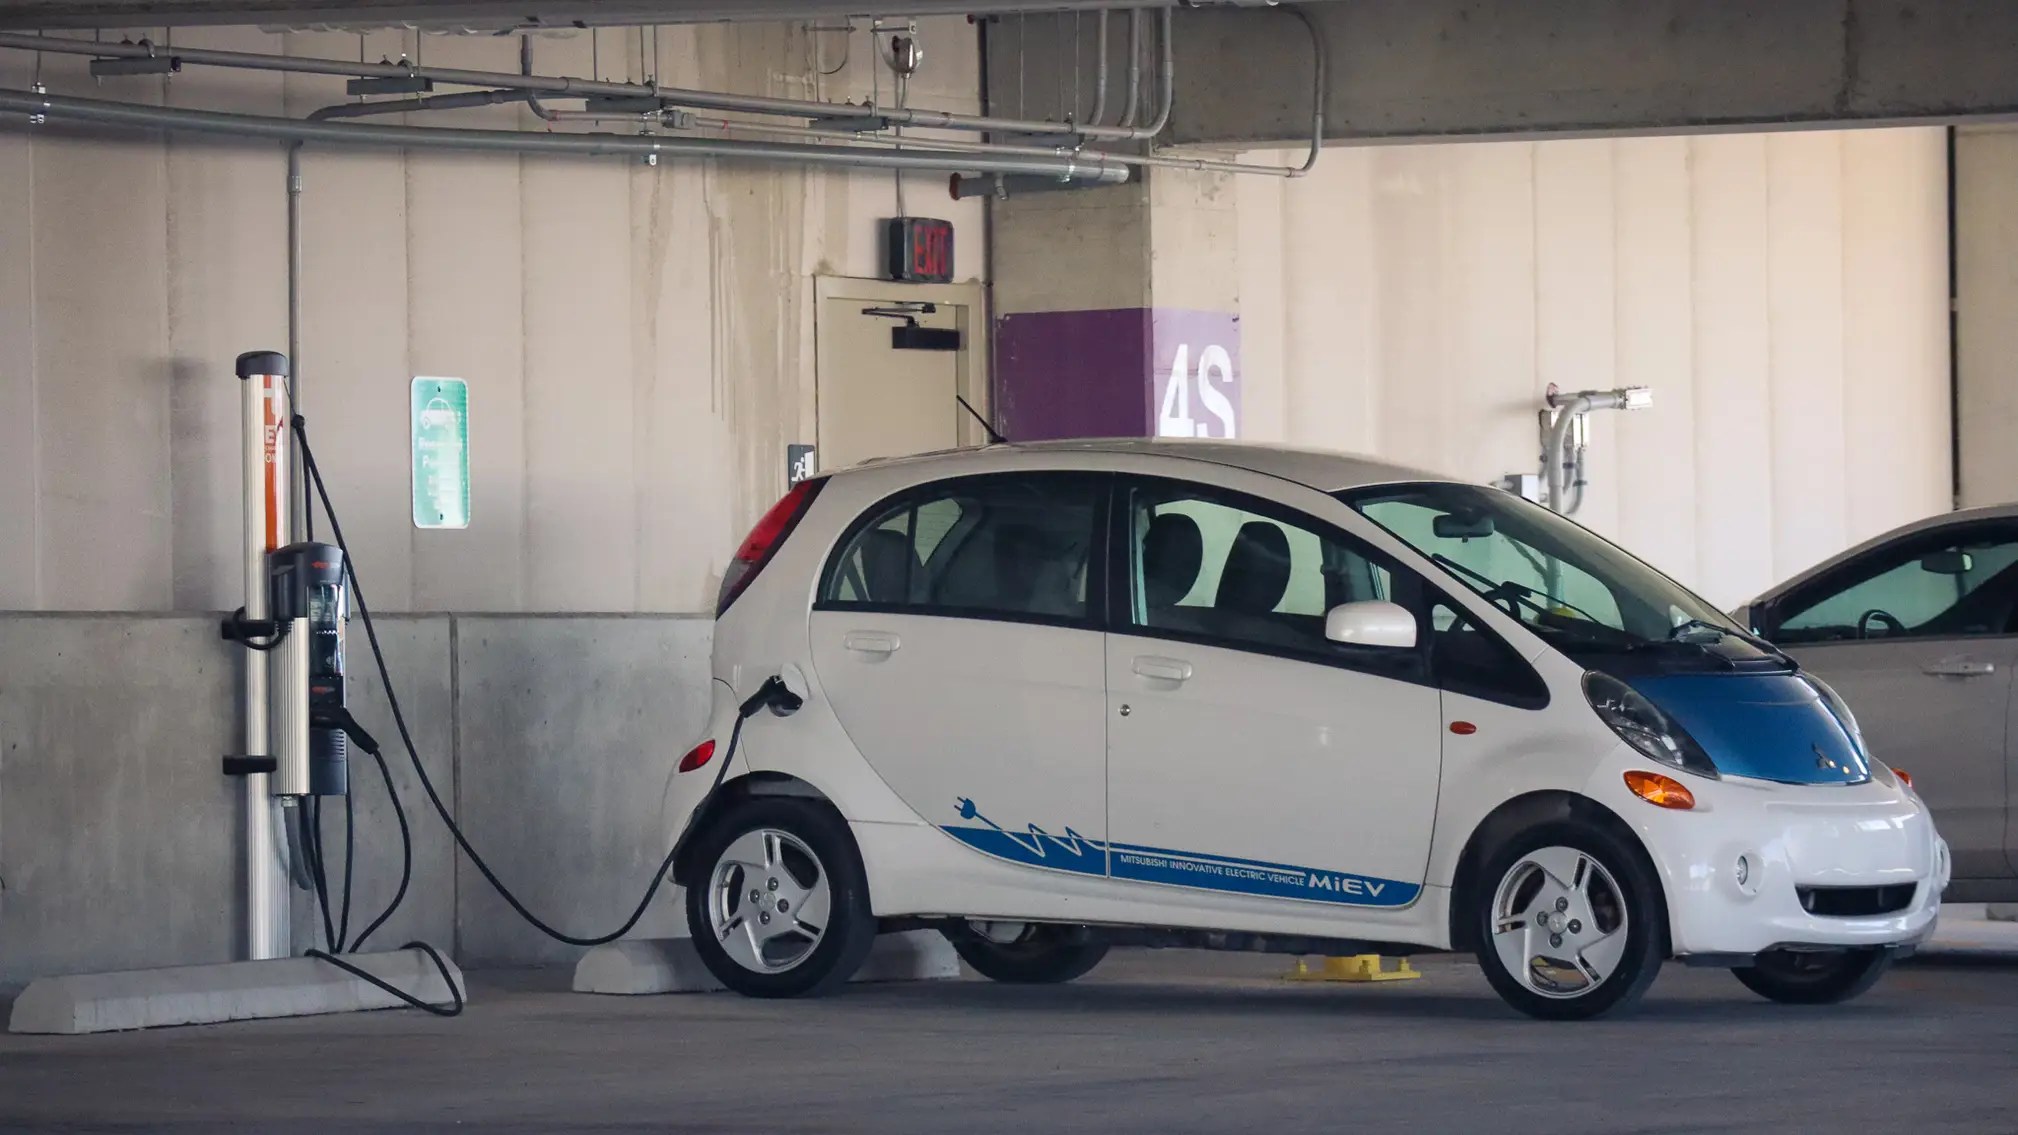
<box><xmin>0</xmin><ymin>0</ymin><xmax>1324</xmax><ymax>31</ymax></box>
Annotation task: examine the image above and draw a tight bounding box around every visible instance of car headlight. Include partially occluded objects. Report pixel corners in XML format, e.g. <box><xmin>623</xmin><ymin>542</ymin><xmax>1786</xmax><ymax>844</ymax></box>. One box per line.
<box><xmin>1583</xmin><ymin>671</ymin><xmax>1720</xmax><ymax>779</ymax></box>
<box><xmin>1800</xmin><ymin>672</ymin><xmax>1866</xmax><ymax>757</ymax></box>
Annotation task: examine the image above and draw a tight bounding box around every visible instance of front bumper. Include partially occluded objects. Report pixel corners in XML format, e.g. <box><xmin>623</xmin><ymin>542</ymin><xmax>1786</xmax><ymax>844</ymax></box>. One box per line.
<box><xmin>1586</xmin><ymin>750</ymin><xmax>1948</xmax><ymax>959</ymax></box>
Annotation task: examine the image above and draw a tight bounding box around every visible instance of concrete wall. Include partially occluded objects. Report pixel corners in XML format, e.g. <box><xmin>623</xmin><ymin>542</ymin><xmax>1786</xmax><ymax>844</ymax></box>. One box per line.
<box><xmin>0</xmin><ymin>18</ymin><xmax>985</xmax><ymax>615</ymax></box>
<box><xmin>1234</xmin><ymin>129</ymin><xmax>1953</xmax><ymax>609</ymax></box>
<box><xmin>0</xmin><ymin>612</ymin><xmax>711</xmax><ymax>987</ymax></box>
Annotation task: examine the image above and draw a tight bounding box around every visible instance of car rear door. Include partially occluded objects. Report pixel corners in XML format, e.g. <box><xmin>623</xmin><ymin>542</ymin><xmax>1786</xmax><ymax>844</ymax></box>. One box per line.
<box><xmin>808</xmin><ymin>471</ymin><xmax>1113</xmax><ymax>881</ymax></box>
<box><xmin>1101</xmin><ymin>475</ymin><xmax>1444</xmax><ymax>917</ymax></box>
<box><xmin>1759</xmin><ymin>520</ymin><xmax>2018</xmax><ymax>887</ymax></box>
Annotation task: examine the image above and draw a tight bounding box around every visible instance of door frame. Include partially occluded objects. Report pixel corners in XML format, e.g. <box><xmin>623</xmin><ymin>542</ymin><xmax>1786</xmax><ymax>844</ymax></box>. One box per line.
<box><xmin>814</xmin><ymin>276</ymin><xmax>992</xmax><ymax>466</ymax></box>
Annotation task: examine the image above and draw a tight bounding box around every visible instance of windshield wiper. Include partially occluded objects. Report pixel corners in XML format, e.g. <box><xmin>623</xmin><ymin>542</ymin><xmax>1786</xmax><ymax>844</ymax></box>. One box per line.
<box><xmin>1427</xmin><ymin>554</ymin><xmax>1622</xmax><ymax>642</ymax></box>
<box><xmin>1667</xmin><ymin>617</ymin><xmax>1732</xmax><ymax>643</ymax></box>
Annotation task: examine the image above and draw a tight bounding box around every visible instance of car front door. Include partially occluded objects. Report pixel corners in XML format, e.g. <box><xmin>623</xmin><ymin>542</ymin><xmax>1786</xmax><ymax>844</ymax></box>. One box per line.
<box><xmin>1760</xmin><ymin>521</ymin><xmax>2018</xmax><ymax>886</ymax></box>
<box><xmin>1102</xmin><ymin>476</ymin><xmax>1444</xmax><ymax>918</ymax></box>
<box><xmin>808</xmin><ymin>472</ymin><xmax>1112</xmax><ymax>881</ymax></box>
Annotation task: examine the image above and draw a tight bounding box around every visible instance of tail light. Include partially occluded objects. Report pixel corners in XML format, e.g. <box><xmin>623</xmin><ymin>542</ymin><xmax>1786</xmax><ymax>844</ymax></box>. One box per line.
<box><xmin>717</xmin><ymin>478</ymin><xmax>826</xmax><ymax>615</ymax></box>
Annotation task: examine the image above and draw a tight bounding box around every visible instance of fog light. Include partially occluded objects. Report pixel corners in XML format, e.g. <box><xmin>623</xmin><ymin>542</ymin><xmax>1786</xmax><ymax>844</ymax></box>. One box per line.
<box><xmin>1734</xmin><ymin>855</ymin><xmax>1750</xmax><ymax>887</ymax></box>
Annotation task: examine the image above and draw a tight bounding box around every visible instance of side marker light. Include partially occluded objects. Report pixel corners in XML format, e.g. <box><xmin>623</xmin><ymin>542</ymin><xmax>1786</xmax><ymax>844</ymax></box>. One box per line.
<box><xmin>1624</xmin><ymin>769</ymin><xmax>1696</xmax><ymax>810</ymax></box>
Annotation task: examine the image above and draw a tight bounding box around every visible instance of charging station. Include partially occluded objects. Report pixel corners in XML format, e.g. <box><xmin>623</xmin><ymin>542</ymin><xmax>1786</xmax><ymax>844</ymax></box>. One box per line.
<box><xmin>8</xmin><ymin>352</ymin><xmax>463</xmax><ymax>1035</ymax></box>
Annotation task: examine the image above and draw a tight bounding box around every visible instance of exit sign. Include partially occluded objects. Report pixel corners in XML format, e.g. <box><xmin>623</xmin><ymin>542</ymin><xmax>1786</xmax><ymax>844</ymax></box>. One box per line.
<box><xmin>884</xmin><ymin>217</ymin><xmax>954</xmax><ymax>283</ymax></box>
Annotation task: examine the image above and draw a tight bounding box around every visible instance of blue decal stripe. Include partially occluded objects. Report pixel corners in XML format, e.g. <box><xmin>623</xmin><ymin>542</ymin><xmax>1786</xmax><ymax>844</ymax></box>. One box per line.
<box><xmin>938</xmin><ymin>823</ymin><xmax>1418</xmax><ymax>908</ymax></box>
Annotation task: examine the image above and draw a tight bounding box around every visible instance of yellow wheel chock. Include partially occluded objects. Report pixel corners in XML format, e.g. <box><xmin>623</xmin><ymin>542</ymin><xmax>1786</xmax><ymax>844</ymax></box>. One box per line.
<box><xmin>1285</xmin><ymin>954</ymin><xmax>1421</xmax><ymax>983</ymax></box>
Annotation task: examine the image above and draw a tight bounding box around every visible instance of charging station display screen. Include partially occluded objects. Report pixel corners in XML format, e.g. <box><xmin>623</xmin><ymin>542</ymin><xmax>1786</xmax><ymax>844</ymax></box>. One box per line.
<box><xmin>307</xmin><ymin>583</ymin><xmax>346</xmax><ymax>682</ymax></box>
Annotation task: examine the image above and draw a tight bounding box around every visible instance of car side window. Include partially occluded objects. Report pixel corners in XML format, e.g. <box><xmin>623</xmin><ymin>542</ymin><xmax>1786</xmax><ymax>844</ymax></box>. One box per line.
<box><xmin>820</xmin><ymin>473</ymin><xmax>1101</xmax><ymax>624</ymax></box>
<box><xmin>1771</xmin><ymin>525</ymin><xmax>2018</xmax><ymax>644</ymax></box>
<box><xmin>1775</xmin><ymin>525</ymin><xmax>2017</xmax><ymax>642</ymax></box>
<box><xmin>1122</xmin><ymin>480</ymin><xmax>1419</xmax><ymax>666</ymax></box>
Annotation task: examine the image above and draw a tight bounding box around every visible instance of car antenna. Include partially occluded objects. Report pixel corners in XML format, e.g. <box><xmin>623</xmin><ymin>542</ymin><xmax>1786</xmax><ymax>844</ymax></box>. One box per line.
<box><xmin>957</xmin><ymin>395</ymin><xmax>1008</xmax><ymax>446</ymax></box>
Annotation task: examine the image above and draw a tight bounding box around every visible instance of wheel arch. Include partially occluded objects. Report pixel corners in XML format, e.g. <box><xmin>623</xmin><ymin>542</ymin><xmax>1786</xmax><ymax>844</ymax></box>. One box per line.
<box><xmin>672</xmin><ymin>771</ymin><xmax>843</xmax><ymax>887</ymax></box>
<box><xmin>1445</xmin><ymin>789</ymin><xmax>1670</xmax><ymax>955</ymax></box>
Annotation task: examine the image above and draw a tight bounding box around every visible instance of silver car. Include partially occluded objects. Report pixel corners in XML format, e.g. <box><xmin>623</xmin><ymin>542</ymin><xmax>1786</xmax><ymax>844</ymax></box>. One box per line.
<box><xmin>1736</xmin><ymin>504</ymin><xmax>2018</xmax><ymax>902</ymax></box>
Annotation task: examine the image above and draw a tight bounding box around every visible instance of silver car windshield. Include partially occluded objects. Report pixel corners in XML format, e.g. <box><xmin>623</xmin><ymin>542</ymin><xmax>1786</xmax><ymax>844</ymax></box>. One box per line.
<box><xmin>1337</xmin><ymin>482</ymin><xmax>1757</xmax><ymax>658</ymax></box>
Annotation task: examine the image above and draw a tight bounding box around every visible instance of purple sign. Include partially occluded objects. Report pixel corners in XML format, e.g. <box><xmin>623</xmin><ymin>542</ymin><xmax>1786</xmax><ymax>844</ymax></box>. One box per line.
<box><xmin>992</xmin><ymin>307</ymin><xmax>1240</xmax><ymax>442</ymax></box>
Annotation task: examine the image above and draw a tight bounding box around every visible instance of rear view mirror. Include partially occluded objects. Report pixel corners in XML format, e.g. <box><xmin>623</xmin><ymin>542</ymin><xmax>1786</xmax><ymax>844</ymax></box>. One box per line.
<box><xmin>1433</xmin><ymin>511</ymin><xmax>1495</xmax><ymax>539</ymax></box>
<box><xmin>1920</xmin><ymin>550</ymin><xmax>1973</xmax><ymax>576</ymax></box>
<box><xmin>1324</xmin><ymin>601</ymin><xmax>1418</xmax><ymax>649</ymax></box>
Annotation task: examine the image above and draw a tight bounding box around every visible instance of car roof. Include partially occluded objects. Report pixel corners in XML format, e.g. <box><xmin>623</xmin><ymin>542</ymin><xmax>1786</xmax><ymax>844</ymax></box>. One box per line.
<box><xmin>1748</xmin><ymin>500</ymin><xmax>2018</xmax><ymax>605</ymax></box>
<box><xmin>838</xmin><ymin>438</ymin><xmax>1461</xmax><ymax>494</ymax></box>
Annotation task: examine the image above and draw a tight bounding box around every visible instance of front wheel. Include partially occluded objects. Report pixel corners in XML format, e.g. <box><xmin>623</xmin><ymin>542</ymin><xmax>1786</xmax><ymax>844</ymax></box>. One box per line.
<box><xmin>684</xmin><ymin>798</ymin><xmax>877</xmax><ymax>998</ymax></box>
<box><xmin>1733</xmin><ymin>948</ymin><xmax>1891</xmax><ymax>1005</ymax></box>
<box><xmin>943</xmin><ymin>922</ymin><xmax>1109</xmax><ymax>984</ymax></box>
<box><xmin>1473</xmin><ymin>823</ymin><xmax>1666</xmax><ymax>1021</ymax></box>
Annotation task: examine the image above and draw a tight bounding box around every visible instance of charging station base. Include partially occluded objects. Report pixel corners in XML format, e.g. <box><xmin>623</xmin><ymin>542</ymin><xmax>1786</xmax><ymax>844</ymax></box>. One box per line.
<box><xmin>8</xmin><ymin>949</ymin><xmax>463</xmax><ymax>1035</ymax></box>
<box><xmin>572</xmin><ymin>930</ymin><xmax>959</xmax><ymax>995</ymax></box>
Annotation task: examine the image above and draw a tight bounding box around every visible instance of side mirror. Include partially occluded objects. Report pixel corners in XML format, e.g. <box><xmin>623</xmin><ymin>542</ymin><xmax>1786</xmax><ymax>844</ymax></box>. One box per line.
<box><xmin>1920</xmin><ymin>549</ymin><xmax>1972</xmax><ymax>576</ymax></box>
<box><xmin>1324</xmin><ymin>600</ymin><xmax>1418</xmax><ymax>649</ymax></box>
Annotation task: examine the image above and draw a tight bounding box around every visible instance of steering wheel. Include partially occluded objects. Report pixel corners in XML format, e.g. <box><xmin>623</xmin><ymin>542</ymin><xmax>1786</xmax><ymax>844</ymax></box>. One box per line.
<box><xmin>1483</xmin><ymin>585</ymin><xmax>1521</xmax><ymax>619</ymax></box>
<box><xmin>1857</xmin><ymin>609</ymin><xmax>1905</xmax><ymax>639</ymax></box>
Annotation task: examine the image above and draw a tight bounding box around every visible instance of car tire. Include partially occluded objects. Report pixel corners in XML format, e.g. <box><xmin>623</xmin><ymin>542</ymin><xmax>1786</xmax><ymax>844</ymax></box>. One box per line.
<box><xmin>684</xmin><ymin>797</ymin><xmax>877</xmax><ymax>998</ymax></box>
<box><xmin>943</xmin><ymin>923</ymin><xmax>1109</xmax><ymax>984</ymax></box>
<box><xmin>1472</xmin><ymin>821</ymin><xmax>1667</xmax><ymax>1021</ymax></box>
<box><xmin>1732</xmin><ymin>948</ymin><xmax>1892</xmax><ymax>1005</ymax></box>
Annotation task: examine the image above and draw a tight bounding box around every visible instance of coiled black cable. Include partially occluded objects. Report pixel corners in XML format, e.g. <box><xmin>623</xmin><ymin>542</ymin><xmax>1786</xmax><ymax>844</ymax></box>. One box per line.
<box><xmin>288</xmin><ymin>412</ymin><xmax>739</xmax><ymax>1001</ymax></box>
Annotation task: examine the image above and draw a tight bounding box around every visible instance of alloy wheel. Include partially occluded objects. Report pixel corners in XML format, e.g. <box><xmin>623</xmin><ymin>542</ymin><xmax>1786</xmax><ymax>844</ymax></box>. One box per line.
<box><xmin>706</xmin><ymin>827</ymin><xmax>832</xmax><ymax>973</ymax></box>
<box><xmin>1489</xmin><ymin>845</ymin><xmax>1631</xmax><ymax>999</ymax></box>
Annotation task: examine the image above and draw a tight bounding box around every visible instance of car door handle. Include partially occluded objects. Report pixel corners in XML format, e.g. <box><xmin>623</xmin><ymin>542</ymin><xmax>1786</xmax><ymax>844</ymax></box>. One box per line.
<box><xmin>1132</xmin><ymin>655</ymin><xmax>1193</xmax><ymax>683</ymax></box>
<box><xmin>842</xmin><ymin>631</ymin><xmax>901</xmax><ymax>656</ymax></box>
<box><xmin>1923</xmin><ymin>659</ymin><xmax>1996</xmax><ymax>678</ymax></box>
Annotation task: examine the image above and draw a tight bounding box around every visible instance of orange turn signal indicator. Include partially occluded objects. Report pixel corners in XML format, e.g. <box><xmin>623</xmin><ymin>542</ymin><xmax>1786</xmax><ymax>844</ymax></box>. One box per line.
<box><xmin>1890</xmin><ymin>766</ymin><xmax>1913</xmax><ymax>790</ymax></box>
<box><xmin>1624</xmin><ymin>769</ymin><xmax>1696</xmax><ymax>810</ymax></box>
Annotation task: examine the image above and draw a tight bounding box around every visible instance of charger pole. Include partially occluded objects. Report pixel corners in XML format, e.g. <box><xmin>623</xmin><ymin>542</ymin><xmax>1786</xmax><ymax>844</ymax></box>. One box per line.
<box><xmin>238</xmin><ymin>350</ymin><xmax>293</xmax><ymax>962</ymax></box>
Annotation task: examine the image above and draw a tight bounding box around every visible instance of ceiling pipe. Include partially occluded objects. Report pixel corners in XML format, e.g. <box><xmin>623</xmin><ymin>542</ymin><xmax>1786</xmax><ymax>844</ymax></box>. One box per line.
<box><xmin>950</xmin><ymin>2</ymin><xmax>1322</xmax><ymax>190</ymax></box>
<box><xmin>1117</xmin><ymin>7</ymin><xmax>1141</xmax><ymax>128</ymax></box>
<box><xmin>307</xmin><ymin>87</ymin><xmax>534</xmax><ymax>119</ymax></box>
<box><xmin>0</xmin><ymin>0</ymin><xmax>1214</xmax><ymax>32</ymax></box>
<box><xmin>0</xmin><ymin>86</ymin><xmax>1131</xmax><ymax>182</ymax></box>
<box><xmin>1086</xmin><ymin>9</ymin><xmax>1109</xmax><ymax>128</ymax></box>
<box><xmin>0</xmin><ymin>29</ymin><xmax>1157</xmax><ymax>140</ymax></box>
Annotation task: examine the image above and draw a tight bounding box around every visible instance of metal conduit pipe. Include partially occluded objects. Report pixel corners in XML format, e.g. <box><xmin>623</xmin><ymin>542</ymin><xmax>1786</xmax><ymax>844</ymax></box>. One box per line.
<box><xmin>309</xmin><ymin>87</ymin><xmax>534</xmax><ymax>120</ymax></box>
<box><xmin>949</xmin><ymin>3</ymin><xmax>1323</xmax><ymax>190</ymax></box>
<box><xmin>0</xmin><ymin>86</ymin><xmax>1131</xmax><ymax>181</ymax></box>
<box><xmin>0</xmin><ymin>29</ymin><xmax>1160</xmax><ymax>141</ymax></box>
<box><xmin>1117</xmin><ymin>7</ymin><xmax>1142</xmax><ymax>129</ymax></box>
<box><xmin>1087</xmin><ymin>9</ymin><xmax>1110</xmax><ymax>128</ymax></box>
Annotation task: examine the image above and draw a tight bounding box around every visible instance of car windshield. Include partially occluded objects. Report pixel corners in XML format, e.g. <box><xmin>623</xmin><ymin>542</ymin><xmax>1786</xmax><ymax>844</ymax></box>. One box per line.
<box><xmin>1338</xmin><ymin>482</ymin><xmax>1781</xmax><ymax>670</ymax></box>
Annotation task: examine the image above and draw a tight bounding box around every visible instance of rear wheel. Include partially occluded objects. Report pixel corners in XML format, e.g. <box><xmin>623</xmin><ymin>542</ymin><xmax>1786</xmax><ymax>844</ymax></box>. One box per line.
<box><xmin>943</xmin><ymin>922</ymin><xmax>1109</xmax><ymax>984</ymax></box>
<box><xmin>684</xmin><ymin>798</ymin><xmax>877</xmax><ymax>998</ymax></box>
<box><xmin>1733</xmin><ymin>948</ymin><xmax>1891</xmax><ymax>1005</ymax></box>
<box><xmin>1473</xmin><ymin>823</ymin><xmax>1666</xmax><ymax>1020</ymax></box>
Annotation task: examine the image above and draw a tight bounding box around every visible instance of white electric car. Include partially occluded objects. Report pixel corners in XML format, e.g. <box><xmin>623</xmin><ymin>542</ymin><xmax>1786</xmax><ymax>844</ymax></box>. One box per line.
<box><xmin>666</xmin><ymin>440</ymin><xmax>1946</xmax><ymax>1020</ymax></box>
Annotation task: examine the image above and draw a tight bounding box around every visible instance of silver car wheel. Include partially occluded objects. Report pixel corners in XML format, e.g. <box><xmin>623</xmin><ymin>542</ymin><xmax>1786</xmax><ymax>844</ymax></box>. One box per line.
<box><xmin>707</xmin><ymin>827</ymin><xmax>832</xmax><ymax>974</ymax></box>
<box><xmin>1489</xmin><ymin>845</ymin><xmax>1630</xmax><ymax>1000</ymax></box>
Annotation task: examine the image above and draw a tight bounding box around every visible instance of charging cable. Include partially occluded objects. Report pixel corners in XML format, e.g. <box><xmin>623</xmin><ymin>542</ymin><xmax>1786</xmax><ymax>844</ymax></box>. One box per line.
<box><xmin>288</xmin><ymin>414</ymin><xmax>791</xmax><ymax>1010</ymax></box>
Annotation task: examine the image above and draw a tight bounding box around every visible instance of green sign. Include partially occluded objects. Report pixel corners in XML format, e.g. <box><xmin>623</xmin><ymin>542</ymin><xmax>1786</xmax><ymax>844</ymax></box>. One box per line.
<box><xmin>410</xmin><ymin>377</ymin><xmax>470</xmax><ymax>530</ymax></box>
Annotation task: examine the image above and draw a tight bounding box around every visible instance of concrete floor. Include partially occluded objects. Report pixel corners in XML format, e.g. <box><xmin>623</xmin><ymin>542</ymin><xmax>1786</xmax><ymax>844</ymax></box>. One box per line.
<box><xmin>3</xmin><ymin>950</ymin><xmax>2016</xmax><ymax>1134</ymax></box>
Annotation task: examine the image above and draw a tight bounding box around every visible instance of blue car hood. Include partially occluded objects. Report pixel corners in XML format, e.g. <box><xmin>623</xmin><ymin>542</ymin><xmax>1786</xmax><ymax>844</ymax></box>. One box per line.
<box><xmin>1627</xmin><ymin>672</ymin><xmax>1869</xmax><ymax>785</ymax></box>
